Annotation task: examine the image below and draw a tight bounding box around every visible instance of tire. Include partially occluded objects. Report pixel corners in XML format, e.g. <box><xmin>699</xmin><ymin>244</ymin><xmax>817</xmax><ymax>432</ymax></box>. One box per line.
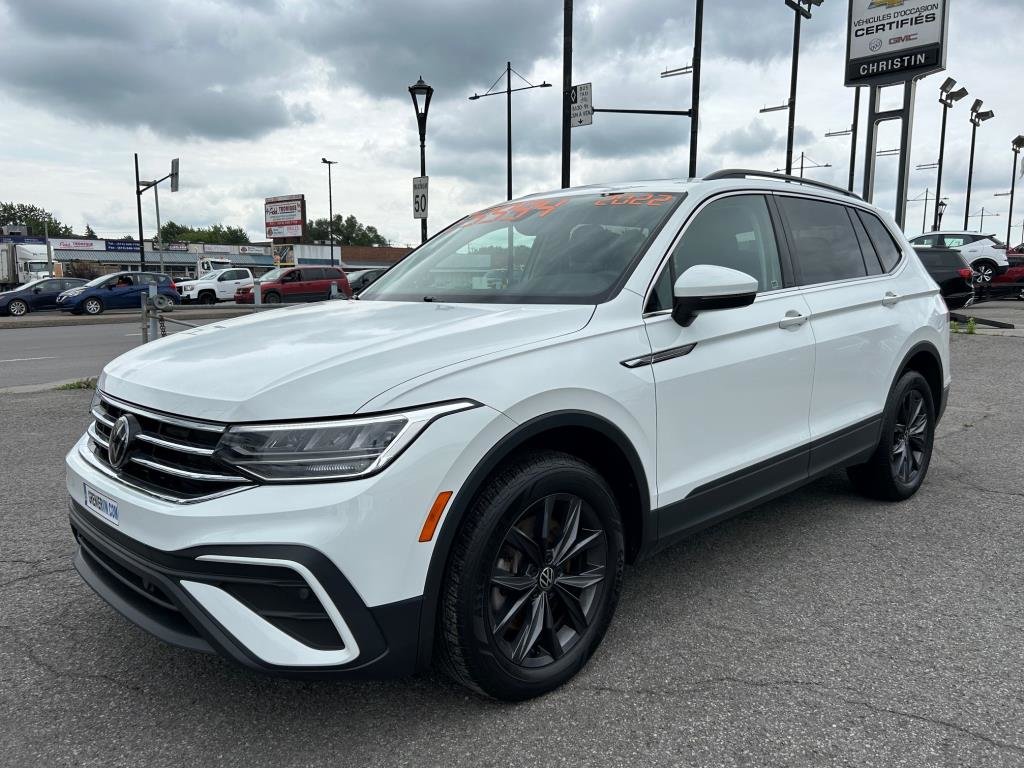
<box><xmin>8</xmin><ymin>299</ymin><xmax>28</xmax><ymax>317</ymax></box>
<box><xmin>436</xmin><ymin>450</ymin><xmax>624</xmax><ymax>701</ymax></box>
<box><xmin>82</xmin><ymin>297</ymin><xmax>104</xmax><ymax>315</ymax></box>
<box><xmin>264</xmin><ymin>291</ymin><xmax>281</xmax><ymax>304</ymax></box>
<box><xmin>847</xmin><ymin>370</ymin><xmax>935</xmax><ymax>501</ymax></box>
<box><xmin>972</xmin><ymin>260</ymin><xmax>997</xmax><ymax>284</ymax></box>
<box><xmin>198</xmin><ymin>291</ymin><xmax>216</xmax><ymax>305</ymax></box>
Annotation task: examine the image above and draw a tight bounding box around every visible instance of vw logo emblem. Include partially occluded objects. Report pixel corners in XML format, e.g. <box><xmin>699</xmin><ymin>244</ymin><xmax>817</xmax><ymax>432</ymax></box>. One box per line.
<box><xmin>538</xmin><ymin>566</ymin><xmax>555</xmax><ymax>591</ymax></box>
<box><xmin>107</xmin><ymin>414</ymin><xmax>139</xmax><ymax>470</ymax></box>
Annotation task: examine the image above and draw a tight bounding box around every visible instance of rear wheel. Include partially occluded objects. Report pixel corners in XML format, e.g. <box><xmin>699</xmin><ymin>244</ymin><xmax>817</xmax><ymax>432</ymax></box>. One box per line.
<box><xmin>847</xmin><ymin>371</ymin><xmax>934</xmax><ymax>501</ymax></box>
<box><xmin>8</xmin><ymin>299</ymin><xmax>28</xmax><ymax>316</ymax></box>
<box><xmin>437</xmin><ymin>451</ymin><xmax>624</xmax><ymax>701</ymax></box>
<box><xmin>82</xmin><ymin>297</ymin><xmax>104</xmax><ymax>315</ymax></box>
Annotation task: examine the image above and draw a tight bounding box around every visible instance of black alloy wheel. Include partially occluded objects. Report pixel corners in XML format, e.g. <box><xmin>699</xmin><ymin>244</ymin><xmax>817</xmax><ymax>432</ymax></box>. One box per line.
<box><xmin>488</xmin><ymin>492</ymin><xmax>608</xmax><ymax>667</ymax></box>
<box><xmin>890</xmin><ymin>388</ymin><xmax>928</xmax><ymax>485</ymax></box>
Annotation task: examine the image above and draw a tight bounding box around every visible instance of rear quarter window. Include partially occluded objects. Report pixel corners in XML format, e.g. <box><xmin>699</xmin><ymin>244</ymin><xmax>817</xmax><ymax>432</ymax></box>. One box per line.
<box><xmin>778</xmin><ymin>196</ymin><xmax>867</xmax><ymax>285</ymax></box>
<box><xmin>857</xmin><ymin>211</ymin><xmax>903</xmax><ymax>272</ymax></box>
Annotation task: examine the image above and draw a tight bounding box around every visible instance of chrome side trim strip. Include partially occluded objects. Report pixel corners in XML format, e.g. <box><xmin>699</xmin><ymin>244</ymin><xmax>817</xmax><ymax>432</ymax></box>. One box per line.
<box><xmin>621</xmin><ymin>342</ymin><xmax>698</xmax><ymax>368</ymax></box>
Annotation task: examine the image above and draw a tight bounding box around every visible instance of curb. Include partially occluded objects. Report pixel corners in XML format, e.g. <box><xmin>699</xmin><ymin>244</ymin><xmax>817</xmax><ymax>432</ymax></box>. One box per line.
<box><xmin>0</xmin><ymin>307</ymin><xmax>259</xmax><ymax>330</ymax></box>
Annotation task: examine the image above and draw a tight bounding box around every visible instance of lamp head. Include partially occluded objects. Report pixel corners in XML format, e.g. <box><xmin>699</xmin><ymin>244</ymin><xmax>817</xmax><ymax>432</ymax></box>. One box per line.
<box><xmin>937</xmin><ymin>199</ymin><xmax>947</xmax><ymax>214</ymax></box>
<box><xmin>970</xmin><ymin>99</ymin><xmax>983</xmax><ymax>114</ymax></box>
<box><xmin>948</xmin><ymin>87</ymin><xmax>969</xmax><ymax>102</ymax></box>
<box><xmin>1013</xmin><ymin>135</ymin><xmax>1024</xmax><ymax>151</ymax></box>
<box><xmin>939</xmin><ymin>77</ymin><xmax>956</xmax><ymax>94</ymax></box>
<box><xmin>977</xmin><ymin>110</ymin><xmax>994</xmax><ymax>122</ymax></box>
<box><xmin>408</xmin><ymin>76</ymin><xmax>434</xmax><ymax>117</ymax></box>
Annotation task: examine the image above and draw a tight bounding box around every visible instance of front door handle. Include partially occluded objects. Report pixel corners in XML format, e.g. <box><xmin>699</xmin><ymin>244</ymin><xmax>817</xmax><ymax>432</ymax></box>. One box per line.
<box><xmin>779</xmin><ymin>310</ymin><xmax>808</xmax><ymax>330</ymax></box>
<box><xmin>882</xmin><ymin>291</ymin><xmax>900</xmax><ymax>307</ymax></box>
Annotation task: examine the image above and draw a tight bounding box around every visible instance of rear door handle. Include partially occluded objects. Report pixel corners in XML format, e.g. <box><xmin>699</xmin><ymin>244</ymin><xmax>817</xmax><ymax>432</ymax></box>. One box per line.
<box><xmin>882</xmin><ymin>291</ymin><xmax>900</xmax><ymax>307</ymax></box>
<box><xmin>779</xmin><ymin>310</ymin><xmax>808</xmax><ymax>330</ymax></box>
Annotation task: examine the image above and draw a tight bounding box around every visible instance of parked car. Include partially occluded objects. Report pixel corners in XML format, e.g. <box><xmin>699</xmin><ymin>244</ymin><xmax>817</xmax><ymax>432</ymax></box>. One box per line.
<box><xmin>913</xmin><ymin>246</ymin><xmax>975</xmax><ymax>310</ymax></box>
<box><xmin>908</xmin><ymin>231</ymin><xmax>1009</xmax><ymax>283</ymax></box>
<box><xmin>177</xmin><ymin>268</ymin><xmax>253</xmax><ymax>304</ymax></box>
<box><xmin>66</xmin><ymin>171</ymin><xmax>949</xmax><ymax>701</ymax></box>
<box><xmin>234</xmin><ymin>265</ymin><xmax>351</xmax><ymax>304</ymax></box>
<box><xmin>58</xmin><ymin>271</ymin><xmax>180</xmax><ymax>315</ymax></box>
<box><xmin>990</xmin><ymin>264</ymin><xmax>1024</xmax><ymax>301</ymax></box>
<box><xmin>0</xmin><ymin>277</ymin><xmax>87</xmax><ymax>316</ymax></box>
<box><xmin>345</xmin><ymin>268</ymin><xmax>387</xmax><ymax>294</ymax></box>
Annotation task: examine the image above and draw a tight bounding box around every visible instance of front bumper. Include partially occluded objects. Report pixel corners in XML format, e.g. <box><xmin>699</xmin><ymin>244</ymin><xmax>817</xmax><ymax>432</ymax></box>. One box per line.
<box><xmin>70</xmin><ymin>499</ymin><xmax>418</xmax><ymax>676</ymax></box>
<box><xmin>65</xmin><ymin>403</ymin><xmax>516</xmax><ymax>675</ymax></box>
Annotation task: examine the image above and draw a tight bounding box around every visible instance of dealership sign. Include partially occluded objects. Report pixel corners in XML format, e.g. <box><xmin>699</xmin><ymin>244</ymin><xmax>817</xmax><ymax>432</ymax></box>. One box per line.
<box><xmin>104</xmin><ymin>240</ymin><xmax>140</xmax><ymax>252</ymax></box>
<box><xmin>845</xmin><ymin>0</ymin><xmax>948</xmax><ymax>87</ymax></box>
<box><xmin>264</xmin><ymin>194</ymin><xmax>305</xmax><ymax>239</ymax></box>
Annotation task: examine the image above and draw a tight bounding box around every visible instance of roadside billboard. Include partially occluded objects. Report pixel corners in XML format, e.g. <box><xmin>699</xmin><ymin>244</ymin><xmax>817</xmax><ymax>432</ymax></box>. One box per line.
<box><xmin>264</xmin><ymin>194</ymin><xmax>305</xmax><ymax>239</ymax></box>
<box><xmin>845</xmin><ymin>0</ymin><xmax>948</xmax><ymax>86</ymax></box>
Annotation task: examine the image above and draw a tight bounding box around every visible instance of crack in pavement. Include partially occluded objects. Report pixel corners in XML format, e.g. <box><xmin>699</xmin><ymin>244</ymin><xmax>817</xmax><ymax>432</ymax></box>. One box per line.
<box><xmin>2</xmin><ymin>626</ymin><xmax>143</xmax><ymax>694</ymax></box>
<box><xmin>933</xmin><ymin>446</ymin><xmax>1024</xmax><ymax>500</ymax></box>
<box><xmin>583</xmin><ymin>676</ymin><xmax>1024</xmax><ymax>755</ymax></box>
<box><xmin>0</xmin><ymin>567</ymin><xmax>75</xmax><ymax>590</ymax></box>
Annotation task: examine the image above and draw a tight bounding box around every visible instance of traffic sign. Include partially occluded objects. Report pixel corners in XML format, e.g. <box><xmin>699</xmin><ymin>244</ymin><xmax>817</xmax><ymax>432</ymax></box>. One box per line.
<box><xmin>570</xmin><ymin>83</ymin><xmax>592</xmax><ymax>127</ymax></box>
<box><xmin>413</xmin><ymin>176</ymin><xmax>428</xmax><ymax>220</ymax></box>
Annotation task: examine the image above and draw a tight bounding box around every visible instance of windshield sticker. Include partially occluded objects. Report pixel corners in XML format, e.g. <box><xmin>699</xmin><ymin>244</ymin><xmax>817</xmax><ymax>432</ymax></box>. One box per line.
<box><xmin>594</xmin><ymin>193</ymin><xmax>676</xmax><ymax>207</ymax></box>
<box><xmin>459</xmin><ymin>199</ymin><xmax>570</xmax><ymax>227</ymax></box>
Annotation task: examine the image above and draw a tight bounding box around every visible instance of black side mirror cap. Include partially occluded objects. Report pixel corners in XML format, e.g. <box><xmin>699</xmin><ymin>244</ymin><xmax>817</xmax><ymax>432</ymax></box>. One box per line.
<box><xmin>672</xmin><ymin>291</ymin><xmax>756</xmax><ymax>327</ymax></box>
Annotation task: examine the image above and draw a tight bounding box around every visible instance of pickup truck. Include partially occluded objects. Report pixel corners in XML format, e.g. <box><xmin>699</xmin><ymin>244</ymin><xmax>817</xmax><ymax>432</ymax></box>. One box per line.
<box><xmin>176</xmin><ymin>267</ymin><xmax>253</xmax><ymax>304</ymax></box>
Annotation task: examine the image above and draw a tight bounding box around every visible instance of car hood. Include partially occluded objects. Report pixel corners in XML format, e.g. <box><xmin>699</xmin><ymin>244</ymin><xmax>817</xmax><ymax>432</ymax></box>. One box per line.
<box><xmin>100</xmin><ymin>299</ymin><xmax>594</xmax><ymax>422</ymax></box>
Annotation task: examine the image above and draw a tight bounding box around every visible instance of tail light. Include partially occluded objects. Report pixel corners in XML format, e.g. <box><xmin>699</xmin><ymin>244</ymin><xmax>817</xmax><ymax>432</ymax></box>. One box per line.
<box><xmin>958</xmin><ymin>268</ymin><xmax>973</xmax><ymax>279</ymax></box>
<box><xmin>169</xmin><ymin>281</ymin><xmax>176</xmax><ymax>291</ymax></box>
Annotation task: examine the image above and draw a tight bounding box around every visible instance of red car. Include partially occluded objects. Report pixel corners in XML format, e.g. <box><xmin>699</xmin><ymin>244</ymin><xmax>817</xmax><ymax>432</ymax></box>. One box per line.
<box><xmin>235</xmin><ymin>265</ymin><xmax>352</xmax><ymax>304</ymax></box>
<box><xmin>990</xmin><ymin>263</ymin><xmax>1024</xmax><ymax>301</ymax></box>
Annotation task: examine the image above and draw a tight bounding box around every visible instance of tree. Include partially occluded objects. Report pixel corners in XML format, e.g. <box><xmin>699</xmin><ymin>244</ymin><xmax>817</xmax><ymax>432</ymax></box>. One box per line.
<box><xmin>0</xmin><ymin>202</ymin><xmax>73</xmax><ymax>237</ymax></box>
<box><xmin>84</xmin><ymin>224</ymin><xmax>97</xmax><ymax>238</ymax></box>
<box><xmin>303</xmin><ymin>214</ymin><xmax>388</xmax><ymax>246</ymax></box>
<box><xmin>159</xmin><ymin>221</ymin><xmax>250</xmax><ymax>245</ymax></box>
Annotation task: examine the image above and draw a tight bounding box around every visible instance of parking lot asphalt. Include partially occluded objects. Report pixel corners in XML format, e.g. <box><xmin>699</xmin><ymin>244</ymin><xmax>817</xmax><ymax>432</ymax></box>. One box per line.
<box><xmin>1</xmin><ymin>334</ymin><xmax>1023</xmax><ymax>767</ymax></box>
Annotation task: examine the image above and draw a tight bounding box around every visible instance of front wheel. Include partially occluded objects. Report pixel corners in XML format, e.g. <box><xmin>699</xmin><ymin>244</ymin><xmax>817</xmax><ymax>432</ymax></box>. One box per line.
<box><xmin>972</xmin><ymin>260</ymin><xmax>997</xmax><ymax>284</ymax></box>
<box><xmin>437</xmin><ymin>451</ymin><xmax>624</xmax><ymax>700</ymax></box>
<box><xmin>847</xmin><ymin>370</ymin><xmax>935</xmax><ymax>501</ymax></box>
<box><xmin>8</xmin><ymin>299</ymin><xmax>28</xmax><ymax>316</ymax></box>
<box><xmin>82</xmin><ymin>297</ymin><xmax>104</xmax><ymax>315</ymax></box>
<box><xmin>264</xmin><ymin>291</ymin><xmax>281</xmax><ymax>304</ymax></box>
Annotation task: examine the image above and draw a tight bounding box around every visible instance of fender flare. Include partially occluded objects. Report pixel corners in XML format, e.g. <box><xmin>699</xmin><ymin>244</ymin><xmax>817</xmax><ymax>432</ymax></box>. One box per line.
<box><xmin>414</xmin><ymin>409</ymin><xmax>651</xmax><ymax>669</ymax></box>
<box><xmin>891</xmin><ymin>340</ymin><xmax>946</xmax><ymax>419</ymax></box>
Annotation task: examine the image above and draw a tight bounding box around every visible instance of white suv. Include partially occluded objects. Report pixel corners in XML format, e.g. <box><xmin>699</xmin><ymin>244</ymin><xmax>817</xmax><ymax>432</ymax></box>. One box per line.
<box><xmin>176</xmin><ymin>267</ymin><xmax>253</xmax><ymax>304</ymax></box>
<box><xmin>66</xmin><ymin>171</ymin><xmax>950</xmax><ymax>700</ymax></box>
<box><xmin>908</xmin><ymin>231</ymin><xmax>1009</xmax><ymax>283</ymax></box>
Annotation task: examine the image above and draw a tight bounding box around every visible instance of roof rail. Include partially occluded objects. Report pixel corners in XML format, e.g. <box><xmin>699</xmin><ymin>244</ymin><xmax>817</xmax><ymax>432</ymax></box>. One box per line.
<box><xmin>703</xmin><ymin>169</ymin><xmax>862</xmax><ymax>200</ymax></box>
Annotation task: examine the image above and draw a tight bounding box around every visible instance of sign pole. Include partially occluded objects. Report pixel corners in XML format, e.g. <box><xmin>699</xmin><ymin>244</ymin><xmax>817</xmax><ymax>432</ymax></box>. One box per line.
<box><xmin>561</xmin><ymin>0</ymin><xmax>573</xmax><ymax>188</ymax></box>
<box><xmin>135</xmin><ymin>153</ymin><xmax>146</xmax><ymax>270</ymax></box>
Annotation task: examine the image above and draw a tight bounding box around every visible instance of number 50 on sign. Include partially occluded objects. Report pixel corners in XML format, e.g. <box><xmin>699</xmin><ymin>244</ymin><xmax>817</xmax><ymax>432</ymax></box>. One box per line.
<box><xmin>413</xmin><ymin>176</ymin><xmax>428</xmax><ymax>220</ymax></box>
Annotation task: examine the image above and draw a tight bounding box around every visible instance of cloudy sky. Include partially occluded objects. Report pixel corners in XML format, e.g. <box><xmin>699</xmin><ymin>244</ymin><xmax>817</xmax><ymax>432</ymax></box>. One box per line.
<box><xmin>0</xmin><ymin>0</ymin><xmax>1020</xmax><ymax>245</ymax></box>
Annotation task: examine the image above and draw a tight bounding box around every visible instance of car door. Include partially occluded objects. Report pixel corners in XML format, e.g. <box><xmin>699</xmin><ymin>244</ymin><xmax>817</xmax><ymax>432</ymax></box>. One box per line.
<box><xmin>775</xmin><ymin>195</ymin><xmax>906</xmax><ymax>473</ymax></box>
<box><xmin>644</xmin><ymin>193</ymin><xmax>816</xmax><ymax>539</ymax></box>
<box><xmin>105</xmin><ymin>276</ymin><xmax>140</xmax><ymax>308</ymax></box>
<box><xmin>217</xmin><ymin>269</ymin><xmax>244</xmax><ymax>300</ymax></box>
<box><xmin>281</xmin><ymin>268</ymin><xmax>306</xmax><ymax>302</ymax></box>
<box><xmin>29</xmin><ymin>279</ymin><xmax>63</xmax><ymax>310</ymax></box>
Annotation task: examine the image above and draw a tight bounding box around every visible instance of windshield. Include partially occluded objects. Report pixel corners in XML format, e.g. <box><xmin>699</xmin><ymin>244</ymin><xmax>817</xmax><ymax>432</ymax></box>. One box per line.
<box><xmin>257</xmin><ymin>268</ymin><xmax>286</xmax><ymax>282</ymax></box>
<box><xmin>84</xmin><ymin>273</ymin><xmax>124</xmax><ymax>288</ymax></box>
<box><xmin>27</xmin><ymin>261</ymin><xmax>49</xmax><ymax>272</ymax></box>
<box><xmin>360</xmin><ymin>192</ymin><xmax>683</xmax><ymax>304</ymax></box>
<box><xmin>196</xmin><ymin>270</ymin><xmax>226</xmax><ymax>281</ymax></box>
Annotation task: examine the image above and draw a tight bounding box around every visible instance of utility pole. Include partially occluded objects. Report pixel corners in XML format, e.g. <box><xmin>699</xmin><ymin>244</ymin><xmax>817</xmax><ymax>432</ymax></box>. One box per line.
<box><xmin>785</xmin><ymin>7</ymin><xmax>801</xmax><ymax>175</ymax></box>
<box><xmin>507</xmin><ymin>61</ymin><xmax>513</xmax><ymax>200</ymax></box>
<box><xmin>135</xmin><ymin>153</ymin><xmax>146</xmax><ymax>269</ymax></box>
<box><xmin>561</xmin><ymin>0</ymin><xmax>573</xmax><ymax>188</ymax></box>
<box><xmin>689</xmin><ymin>0</ymin><xmax>703</xmax><ymax>178</ymax></box>
<box><xmin>154</xmin><ymin>182</ymin><xmax>164</xmax><ymax>273</ymax></box>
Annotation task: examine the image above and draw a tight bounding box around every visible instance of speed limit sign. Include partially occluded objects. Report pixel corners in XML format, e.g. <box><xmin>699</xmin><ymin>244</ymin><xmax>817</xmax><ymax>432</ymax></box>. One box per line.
<box><xmin>413</xmin><ymin>176</ymin><xmax>428</xmax><ymax>220</ymax></box>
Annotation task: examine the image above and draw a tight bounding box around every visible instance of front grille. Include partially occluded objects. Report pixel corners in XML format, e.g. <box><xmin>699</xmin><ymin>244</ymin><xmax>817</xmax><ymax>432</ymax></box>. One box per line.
<box><xmin>87</xmin><ymin>391</ymin><xmax>253</xmax><ymax>503</ymax></box>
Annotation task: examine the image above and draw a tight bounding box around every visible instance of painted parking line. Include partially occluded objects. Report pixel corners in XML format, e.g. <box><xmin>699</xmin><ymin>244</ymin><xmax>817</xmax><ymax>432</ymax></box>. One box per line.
<box><xmin>0</xmin><ymin>356</ymin><xmax>58</xmax><ymax>363</ymax></box>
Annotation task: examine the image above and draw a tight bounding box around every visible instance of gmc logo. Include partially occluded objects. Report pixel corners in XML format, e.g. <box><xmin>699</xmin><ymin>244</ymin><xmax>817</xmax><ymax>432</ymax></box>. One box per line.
<box><xmin>889</xmin><ymin>33</ymin><xmax>919</xmax><ymax>44</ymax></box>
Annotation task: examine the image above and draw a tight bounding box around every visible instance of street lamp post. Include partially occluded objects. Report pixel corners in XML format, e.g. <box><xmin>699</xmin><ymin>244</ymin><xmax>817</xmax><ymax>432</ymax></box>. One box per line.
<box><xmin>1006</xmin><ymin>136</ymin><xmax>1024</xmax><ymax>252</ymax></box>
<box><xmin>783</xmin><ymin>0</ymin><xmax>820</xmax><ymax>175</ymax></box>
<box><xmin>470</xmin><ymin>63</ymin><xmax>551</xmax><ymax>200</ymax></box>
<box><xmin>933</xmin><ymin>77</ymin><xmax>969</xmax><ymax>231</ymax></box>
<box><xmin>321</xmin><ymin>158</ymin><xmax>338</xmax><ymax>266</ymax></box>
<box><xmin>963</xmin><ymin>99</ymin><xmax>995</xmax><ymax>229</ymax></box>
<box><xmin>408</xmin><ymin>77</ymin><xmax>434</xmax><ymax>244</ymax></box>
<box><xmin>135</xmin><ymin>155</ymin><xmax>179</xmax><ymax>271</ymax></box>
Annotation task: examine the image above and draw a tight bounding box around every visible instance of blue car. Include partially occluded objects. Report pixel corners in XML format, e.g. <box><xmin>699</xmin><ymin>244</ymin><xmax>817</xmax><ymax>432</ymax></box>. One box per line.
<box><xmin>58</xmin><ymin>271</ymin><xmax>179</xmax><ymax>315</ymax></box>
<box><xmin>0</xmin><ymin>277</ymin><xmax>88</xmax><ymax>316</ymax></box>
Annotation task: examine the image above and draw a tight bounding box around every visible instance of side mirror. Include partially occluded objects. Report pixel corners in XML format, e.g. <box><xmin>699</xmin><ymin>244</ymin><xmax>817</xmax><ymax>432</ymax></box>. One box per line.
<box><xmin>671</xmin><ymin>265</ymin><xmax>758</xmax><ymax>327</ymax></box>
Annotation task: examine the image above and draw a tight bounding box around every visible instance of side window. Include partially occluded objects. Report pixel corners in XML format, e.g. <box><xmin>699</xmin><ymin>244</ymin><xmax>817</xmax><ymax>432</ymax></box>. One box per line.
<box><xmin>648</xmin><ymin>195</ymin><xmax>782</xmax><ymax>313</ymax></box>
<box><xmin>778</xmin><ymin>197</ymin><xmax>867</xmax><ymax>285</ymax></box>
<box><xmin>61</xmin><ymin>279</ymin><xmax>81</xmax><ymax>290</ymax></box>
<box><xmin>912</xmin><ymin>234</ymin><xmax>938</xmax><ymax>247</ymax></box>
<box><xmin>36</xmin><ymin>279</ymin><xmax>61</xmax><ymax>292</ymax></box>
<box><xmin>941</xmin><ymin>235</ymin><xmax>967</xmax><ymax>248</ymax></box>
<box><xmin>849</xmin><ymin>212</ymin><xmax>883</xmax><ymax>276</ymax></box>
<box><xmin>307</xmin><ymin>268</ymin><xmax>327</xmax><ymax>280</ymax></box>
<box><xmin>857</xmin><ymin>211</ymin><xmax>902</xmax><ymax>272</ymax></box>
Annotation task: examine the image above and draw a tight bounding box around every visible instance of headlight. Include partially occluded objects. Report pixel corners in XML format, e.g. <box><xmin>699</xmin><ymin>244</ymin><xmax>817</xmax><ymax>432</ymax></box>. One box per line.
<box><xmin>214</xmin><ymin>400</ymin><xmax>478</xmax><ymax>482</ymax></box>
